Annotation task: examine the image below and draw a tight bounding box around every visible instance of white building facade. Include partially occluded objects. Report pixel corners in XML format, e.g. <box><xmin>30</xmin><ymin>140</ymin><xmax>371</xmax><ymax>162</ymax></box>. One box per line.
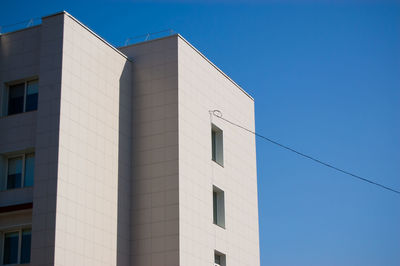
<box><xmin>0</xmin><ymin>11</ymin><xmax>259</xmax><ymax>266</ymax></box>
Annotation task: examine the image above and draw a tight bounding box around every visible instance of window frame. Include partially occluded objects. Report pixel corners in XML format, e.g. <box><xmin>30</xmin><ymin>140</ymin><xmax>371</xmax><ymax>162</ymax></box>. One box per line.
<box><xmin>4</xmin><ymin>153</ymin><xmax>34</xmax><ymax>191</ymax></box>
<box><xmin>1</xmin><ymin>227</ymin><xmax>31</xmax><ymax>265</ymax></box>
<box><xmin>4</xmin><ymin>79</ymin><xmax>38</xmax><ymax>116</ymax></box>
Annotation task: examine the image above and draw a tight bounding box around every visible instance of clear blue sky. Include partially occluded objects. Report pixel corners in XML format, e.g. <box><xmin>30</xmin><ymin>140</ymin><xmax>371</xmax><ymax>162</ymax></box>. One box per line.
<box><xmin>2</xmin><ymin>1</ymin><xmax>399</xmax><ymax>265</ymax></box>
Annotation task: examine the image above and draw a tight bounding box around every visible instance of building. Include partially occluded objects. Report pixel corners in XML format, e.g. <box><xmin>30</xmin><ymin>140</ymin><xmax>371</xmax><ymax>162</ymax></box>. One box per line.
<box><xmin>0</xmin><ymin>11</ymin><xmax>259</xmax><ymax>266</ymax></box>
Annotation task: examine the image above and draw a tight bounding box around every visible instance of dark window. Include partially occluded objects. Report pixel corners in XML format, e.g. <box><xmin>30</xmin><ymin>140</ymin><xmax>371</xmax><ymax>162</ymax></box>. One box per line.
<box><xmin>25</xmin><ymin>80</ymin><xmax>38</xmax><ymax>112</ymax></box>
<box><xmin>211</xmin><ymin>125</ymin><xmax>224</xmax><ymax>166</ymax></box>
<box><xmin>212</xmin><ymin>130</ymin><xmax>217</xmax><ymax>161</ymax></box>
<box><xmin>20</xmin><ymin>229</ymin><xmax>32</xmax><ymax>264</ymax></box>
<box><xmin>3</xmin><ymin>232</ymin><xmax>19</xmax><ymax>264</ymax></box>
<box><xmin>7</xmin><ymin>157</ymin><xmax>23</xmax><ymax>189</ymax></box>
<box><xmin>24</xmin><ymin>153</ymin><xmax>35</xmax><ymax>187</ymax></box>
<box><xmin>213</xmin><ymin>186</ymin><xmax>225</xmax><ymax>228</ymax></box>
<box><xmin>215</xmin><ymin>254</ymin><xmax>221</xmax><ymax>264</ymax></box>
<box><xmin>214</xmin><ymin>251</ymin><xmax>226</xmax><ymax>266</ymax></box>
<box><xmin>6</xmin><ymin>79</ymin><xmax>38</xmax><ymax>115</ymax></box>
<box><xmin>4</xmin><ymin>154</ymin><xmax>35</xmax><ymax>190</ymax></box>
<box><xmin>8</xmin><ymin>83</ymin><xmax>24</xmax><ymax>115</ymax></box>
<box><xmin>2</xmin><ymin>229</ymin><xmax>31</xmax><ymax>265</ymax></box>
<box><xmin>213</xmin><ymin>191</ymin><xmax>218</xmax><ymax>224</ymax></box>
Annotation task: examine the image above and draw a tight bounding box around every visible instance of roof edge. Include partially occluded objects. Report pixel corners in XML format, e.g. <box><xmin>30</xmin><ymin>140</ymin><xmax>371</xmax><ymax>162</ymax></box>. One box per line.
<box><xmin>43</xmin><ymin>11</ymin><xmax>130</xmax><ymax>61</ymax></box>
<box><xmin>119</xmin><ymin>34</ymin><xmax>254</xmax><ymax>101</ymax></box>
<box><xmin>0</xmin><ymin>25</ymin><xmax>41</xmax><ymax>36</ymax></box>
<box><xmin>177</xmin><ymin>34</ymin><xmax>254</xmax><ymax>101</ymax></box>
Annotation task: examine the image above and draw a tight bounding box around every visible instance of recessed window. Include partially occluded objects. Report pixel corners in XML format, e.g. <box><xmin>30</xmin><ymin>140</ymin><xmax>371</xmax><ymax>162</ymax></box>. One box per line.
<box><xmin>213</xmin><ymin>186</ymin><xmax>225</xmax><ymax>228</ymax></box>
<box><xmin>4</xmin><ymin>153</ymin><xmax>35</xmax><ymax>190</ymax></box>
<box><xmin>214</xmin><ymin>250</ymin><xmax>226</xmax><ymax>266</ymax></box>
<box><xmin>7</xmin><ymin>79</ymin><xmax>38</xmax><ymax>115</ymax></box>
<box><xmin>2</xmin><ymin>229</ymin><xmax>31</xmax><ymax>265</ymax></box>
<box><xmin>211</xmin><ymin>124</ymin><xmax>223</xmax><ymax>166</ymax></box>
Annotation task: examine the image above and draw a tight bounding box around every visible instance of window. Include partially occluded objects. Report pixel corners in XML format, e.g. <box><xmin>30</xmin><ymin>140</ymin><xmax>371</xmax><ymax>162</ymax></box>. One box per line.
<box><xmin>7</xmin><ymin>83</ymin><xmax>24</xmax><ymax>115</ymax></box>
<box><xmin>7</xmin><ymin>79</ymin><xmax>38</xmax><ymax>115</ymax></box>
<box><xmin>20</xmin><ymin>229</ymin><xmax>31</xmax><ymax>264</ymax></box>
<box><xmin>214</xmin><ymin>251</ymin><xmax>226</xmax><ymax>266</ymax></box>
<box><xmin>25</xmin><ymin>81</ymin><xmax>38</xmax><ymax>112</ymax></box>
<box><xmin>23</xmin><ymin>154</ymin><xmax>35</xmax><ymax>187</ymax></box>
<box><xmin>211</xmin><ymin>124</ymin><xmax>223</xmax><ymax>166</ymax></box>
<box><xmin>6</xmin><ymin>157</ymin><xmax>22</xmax><ymax>189</ymax></box>
<box><xmin>5</xmin><ymin>153</ymin><xmax>35</xmax><ymax>190</ymax></box>
<box><xmin>2</xmin><ymin>229</ymin><xmax>31</xmax><ymax>265</ymax></box>
<box><xmin>213</xmin><ymin>186</ymin><xmax>225</xmax><ymax>228</ymax></box>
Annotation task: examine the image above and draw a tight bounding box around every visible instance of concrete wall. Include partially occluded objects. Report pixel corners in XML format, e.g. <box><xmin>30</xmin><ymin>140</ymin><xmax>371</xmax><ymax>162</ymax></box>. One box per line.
<box><xmin>119</xmin><ymin>36</ymin><xmax>180</xmax><ymax>266</ymax></box>
<box><xmin>177</xmin><ymin>36</ymin><xmax>260</xmax><ymax>266</ymax></box>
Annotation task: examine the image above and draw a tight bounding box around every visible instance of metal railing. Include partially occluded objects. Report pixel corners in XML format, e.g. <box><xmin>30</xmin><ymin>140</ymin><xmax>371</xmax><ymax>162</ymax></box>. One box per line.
<box><xmin>122</xmin><ymin>29</ymin><xmax>175</xmax><ymax>47</ymax></box>
<box><xmin>0</xmin><ymin>17</ymin><xmax>41</xmax><ymax>34</ymax></box>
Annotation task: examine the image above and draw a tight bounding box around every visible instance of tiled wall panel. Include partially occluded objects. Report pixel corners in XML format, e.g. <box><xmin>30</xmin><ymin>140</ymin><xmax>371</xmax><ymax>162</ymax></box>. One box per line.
<box><xmin>53</xmin><ymin>13</ymin><xmax>131</xmax><ymax>266</ymax></box>
<box><xmin>177</xmin><ymin>36</ymin><xmax>260</xmax><ymax>266</ymax></box>
<box><xmin>30</xmin><ymin>13</ymin><xmax>64</xmax><ymax>266</ymax></box>
<box><xmin>120</xmin><ymin>36</ymin><xmax>180</xmax><ymax>266</ymax></box>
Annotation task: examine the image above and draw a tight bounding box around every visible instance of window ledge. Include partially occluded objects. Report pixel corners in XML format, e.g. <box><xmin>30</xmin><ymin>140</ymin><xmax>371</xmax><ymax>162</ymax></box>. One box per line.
<box><xmin>0</xmin><ymin>186</ymin><xmax>33</xmax><ymax>192</ymax></box>
<box><xmin>213</xmin><ymin>223</ymin><xmax>226</xmax><ymax>230</ymax></box>
<box><xmin>212</xmin><ymin>159</ymin><xmax>224</xmax><ymax>168</ymax></box>
<box><xmin>0</xmin><ymin>110</ymin><xmax>37</xmax><ymax>120</ymax></box>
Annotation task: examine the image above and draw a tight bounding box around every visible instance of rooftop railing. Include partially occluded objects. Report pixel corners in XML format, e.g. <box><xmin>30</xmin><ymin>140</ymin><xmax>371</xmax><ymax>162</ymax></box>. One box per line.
<box><xmin>121</xmin><ymin>29</ymin><xmax>175</xmax><ymax>47</ymax></box>
<box><xmin>0</xmin><ymin>17</ymin><xmax>41</xmax><ymax>34</ymax></box>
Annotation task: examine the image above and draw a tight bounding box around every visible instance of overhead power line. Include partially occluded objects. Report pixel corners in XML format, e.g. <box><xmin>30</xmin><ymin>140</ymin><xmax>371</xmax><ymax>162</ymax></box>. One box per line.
<box><xmin>210</xmin><ymin>110</ymin><xmax>400</xmax><ymax>196</ymax></box>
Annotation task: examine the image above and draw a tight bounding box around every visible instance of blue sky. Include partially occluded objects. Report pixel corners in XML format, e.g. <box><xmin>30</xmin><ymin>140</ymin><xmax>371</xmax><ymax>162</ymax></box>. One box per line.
<box><xmin>1</xmin><ymin>0</ymin><xmax>399</xmax><ymax>265</ymax></box>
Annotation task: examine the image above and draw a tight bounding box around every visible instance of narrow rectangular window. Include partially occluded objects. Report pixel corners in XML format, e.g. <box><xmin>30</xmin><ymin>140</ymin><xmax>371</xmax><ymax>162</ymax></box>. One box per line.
<box><xmin>25</xmin><ymin>80</ymin><xmax>38</xmax><ymax>112</ymax></box>
<box><xmin>7</xmin><ymin>157</ymin><xmax>23</xmax><ymax>189</ymax></box>
<box><xmin>211</xmin><ymin>124</ymin><xmax>223</xmax><ymax>166</ymax></box>
<box><xmin>214</xmin><ymin>251</ymin><xmax>226</xmax><ymax>266</ymax></box>
<box><xmin>24</xmin><ymin>153</ymin><xmax>35</xmax><ymax>187</ymax></box>
<box><xmin>213</xmin><ymin>191</ymin><xmax>218</xmax><ymax>224</ymax></box>
<box><xmin>213</xmin><ymin>186</ymin><xmax>225</xmax><ymax>228</ymax></box>
<box><xmin>3</xmin><ymin>232</ymin><xmax>19</xmax><ymax>264</ymax></box>
<box><xmin>212</xmin><ymin>130</ymin><xmax>217</xmax><ymax>161</ymax></box>
<box><xmin>8</xmin><ymin>83</ymin><xmax>25</xmax><ymax>115</ymax></box>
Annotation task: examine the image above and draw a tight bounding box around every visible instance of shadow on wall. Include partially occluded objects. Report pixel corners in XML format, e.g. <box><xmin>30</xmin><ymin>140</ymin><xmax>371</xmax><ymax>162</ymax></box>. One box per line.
<box><xmin>117</xmin><ymin>59</ymin><xmax>132</xmax><ymax>266</ymax></box>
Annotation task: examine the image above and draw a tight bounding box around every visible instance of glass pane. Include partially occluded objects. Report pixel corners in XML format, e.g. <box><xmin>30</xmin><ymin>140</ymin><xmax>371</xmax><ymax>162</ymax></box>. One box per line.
<box><xmin>8</xmin><ymin>83</ymin><xmax>24</xmax><ymax>115</ymax></box>
<box><xmin>212</xmin><ymin>130</ymin><xmax>217</xmax><ymax>161</ymax></box>
<box><xmin>3</xmin><ymin>232</ymin><xmax>19</xmax><ymax>265</ymax></box>
<box><xmin>20</xmin><ymin>229</ymin><xmax>32</xmax><ymax>264</ymax></box>
<box><xmin>7</xmin><ymin>157</ymin><xmax>23</xmax><ymax>189</ymax></box>
<box><xmin>24</xmin><ymin>154</ymin><xmax>35</xmax><ymax>187</ymax></box>
<box><xmin>213</xmin><ymin>191</ymin><xmax>218</xmax><ymax>224</ymax></box>
<box><xmin>25</xmin><ymin>80</ymin><xmax>38</xmax><ymax>112</ymax></box>
<box><xmin>215</xmin><ymin>254</ymin><xmax>221</xmax><ymax>264</ymax></box>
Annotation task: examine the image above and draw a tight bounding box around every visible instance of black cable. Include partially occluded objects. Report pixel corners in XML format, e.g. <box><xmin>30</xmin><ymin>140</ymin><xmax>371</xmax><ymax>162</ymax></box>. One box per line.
<box><xmin>210</xmin><ymin>110</ymin><xmax>400</xmax><ymax>195</ymax></box>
